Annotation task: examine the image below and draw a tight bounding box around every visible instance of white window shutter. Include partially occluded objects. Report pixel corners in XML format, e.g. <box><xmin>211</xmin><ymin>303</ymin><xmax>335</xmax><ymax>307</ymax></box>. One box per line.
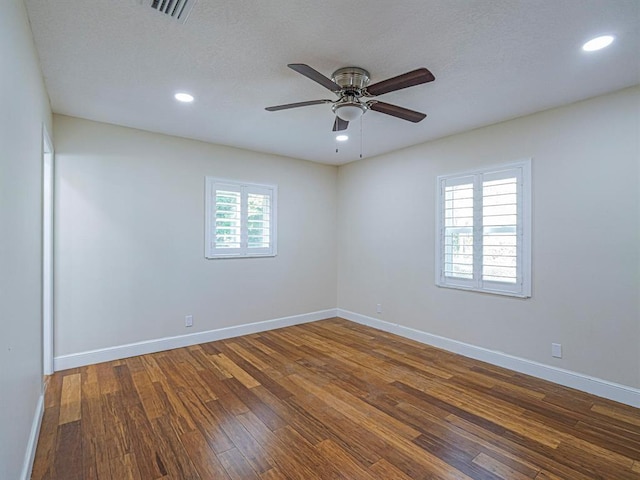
<box><xmin>213</xmin><ymin>183</ymin><xmax>242</xmax><ymax>254</ymax></box>
<box><xmin>436</xmin><ymin>160</ymin><xmax>531</xmax><ymax>297</ymax></box>
<box><xmin>440</xmin><ymin>175</ymin><xmax>475</xmax><ymax>289</ymax></box>
<box><xmin>205</xmin><ymin>178</ymin><xmax>277</xmax><ymax>259</ymax></box>
<box><xmin>246</xmin><ymin>186</ymin><xmax>275</xmax><ymax>255</ymax></box>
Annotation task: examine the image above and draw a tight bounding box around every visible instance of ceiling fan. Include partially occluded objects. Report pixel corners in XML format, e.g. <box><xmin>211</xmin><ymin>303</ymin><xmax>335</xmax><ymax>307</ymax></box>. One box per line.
<box><xmin>265</xmin><ymin>64</ymin><xmax>435</xmax><ymax>132</ymax></box>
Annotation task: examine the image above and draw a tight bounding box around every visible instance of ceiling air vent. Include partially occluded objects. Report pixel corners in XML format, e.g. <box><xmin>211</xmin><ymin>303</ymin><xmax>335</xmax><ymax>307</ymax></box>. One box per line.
<box><xmin>145</xmin><ymin>0</ymin><xmax>197</xmax><ymax>24</ymax></box>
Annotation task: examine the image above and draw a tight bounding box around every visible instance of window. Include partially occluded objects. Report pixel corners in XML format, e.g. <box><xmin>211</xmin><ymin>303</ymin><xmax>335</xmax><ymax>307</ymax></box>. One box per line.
<box><xmin>205</xmin><ymin>178</ymin><xmax>277</xmax><ymax>258</ymax></box>
<box><xmin>435</xmin><ymin>159</ymin><xmax>531</xmax><ymax>297</ymax></box>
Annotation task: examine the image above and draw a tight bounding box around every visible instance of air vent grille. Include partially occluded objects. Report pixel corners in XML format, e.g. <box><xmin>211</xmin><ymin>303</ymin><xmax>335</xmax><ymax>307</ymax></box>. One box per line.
<box><xmin>147</xmin><ymin>0</ymin><xmax>196</xmax><ymax>23</ymax></box>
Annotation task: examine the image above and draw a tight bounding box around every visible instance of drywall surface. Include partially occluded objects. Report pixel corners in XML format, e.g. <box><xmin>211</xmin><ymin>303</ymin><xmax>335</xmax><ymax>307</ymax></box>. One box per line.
<box><xmin>0</xmin><ymin>1</ymin><xmax>52</xmax><ymax>478</ymax></box>
<box><xmin>54</xmin><ymin>115</ymin><xmax>338</xmax><ymax>356</ymax></box>
<box><xmin>338</xmin><ymin>86</ymin><xmax>640</xmax><ymax>388</ymax></box>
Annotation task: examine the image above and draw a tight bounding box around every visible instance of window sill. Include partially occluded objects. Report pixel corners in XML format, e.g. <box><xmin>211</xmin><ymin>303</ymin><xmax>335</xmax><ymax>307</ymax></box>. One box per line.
<box><xmin>205</xmin><ymin>253</ymin><xmax>277</xmax><ymax>260</ymax></box>
<box><xmin>436</xmin><ymin>282</ymin><xmax>531</xmax><ymax>298</ymax></box>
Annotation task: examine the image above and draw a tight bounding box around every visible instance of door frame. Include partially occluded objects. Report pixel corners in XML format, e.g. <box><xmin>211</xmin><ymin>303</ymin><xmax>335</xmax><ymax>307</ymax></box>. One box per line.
<box><xmin>42</xmin><ymin>124</ymin><xmax>54</xmax><ymax>375</ymax></box>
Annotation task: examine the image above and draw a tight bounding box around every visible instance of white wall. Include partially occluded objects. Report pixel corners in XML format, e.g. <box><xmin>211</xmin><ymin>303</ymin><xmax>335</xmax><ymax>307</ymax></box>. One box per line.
<box><xmin>338</xmin><ymin>86</ymin><xmax>640</xmax><ymax>389</ymax></box>
<box><xmin>53</xmin><ymin>115</ymin><xmax>337</xmax><ymax>357</ymax></box>
<box><xmin>0</xmin><ymin>1</ymin><xmax>52</xmax><ymax>479</ymax></box>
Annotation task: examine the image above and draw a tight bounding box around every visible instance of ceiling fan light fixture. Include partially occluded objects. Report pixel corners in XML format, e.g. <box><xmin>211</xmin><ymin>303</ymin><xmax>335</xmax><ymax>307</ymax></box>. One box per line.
<box><xmin>334</xmin><ymin>103</ymin><xmax>366</xmax><ymax>122</ymax></box>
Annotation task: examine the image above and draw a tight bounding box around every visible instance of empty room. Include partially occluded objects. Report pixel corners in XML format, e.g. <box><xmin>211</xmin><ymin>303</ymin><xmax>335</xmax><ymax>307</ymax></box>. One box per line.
<box><xmin>2</xmin><ymin>0</ymin><xmax>639</xmax><ymax>479</ymax></box>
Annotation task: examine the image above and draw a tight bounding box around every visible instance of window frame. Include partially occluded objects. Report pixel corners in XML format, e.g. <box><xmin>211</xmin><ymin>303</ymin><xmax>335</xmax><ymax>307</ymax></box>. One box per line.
<box><xmin>205</xmin><ymin>177</ymin><xmax>278</xmax><ymax>259</ymax></box>
<box><xmin>435</xmin><ymin>159</ymin><xmax>531</xmax><ymax>298</ymax></box>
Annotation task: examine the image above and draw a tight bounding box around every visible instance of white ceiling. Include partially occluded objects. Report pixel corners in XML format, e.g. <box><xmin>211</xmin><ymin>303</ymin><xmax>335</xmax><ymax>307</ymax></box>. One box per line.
<box><xmin>25</xmin><ymin>0</ymin><xmax>640</xmax><ymax>165</ymax></box>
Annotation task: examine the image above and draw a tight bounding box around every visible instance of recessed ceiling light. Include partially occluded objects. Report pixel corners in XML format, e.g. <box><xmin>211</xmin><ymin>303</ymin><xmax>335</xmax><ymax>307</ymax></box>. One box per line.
<box><xmin>582</xmin><ymin>35</ymin><xmax>615</xmax><ymax>52</ymax></box>
<box><xmin>174</xmin><ymin>92</ymin><xmax>194</xmax><ymax>103</ymax></box>
<box><xmin>336</xmin><ymin>135</ymin><xmax>349</xmax><ymax>142</ymax></box>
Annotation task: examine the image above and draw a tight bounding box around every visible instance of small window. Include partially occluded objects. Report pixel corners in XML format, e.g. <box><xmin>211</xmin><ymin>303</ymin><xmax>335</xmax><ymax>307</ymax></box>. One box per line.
<box><xmin>435</xmin><ymin>159</ymin><xmax>531</xmax><ymax>297</ymax></box>
<box><xmin>205</xmin><ymin>178</ymin><xmax>277</xmax><ymax>259</ymax></box>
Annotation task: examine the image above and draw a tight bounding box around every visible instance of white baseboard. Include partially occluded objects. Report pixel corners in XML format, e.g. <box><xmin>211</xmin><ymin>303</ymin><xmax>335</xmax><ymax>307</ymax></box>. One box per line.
<box><xmin>53</xmin><ymin>307</ymin><xmax>639</xmax><ymax>408</ymax></box>
<box><xmin>54</xmin><ymin>309</ymin><xmax>338</xmax><ymax>371</ymax></box>
<box><xmin>337</xmin><ymin>309</ymin><xmax>640</xmax><ymax>408</ymax></box>
<box><xmin>21</xmin><ymin>393</ymin><xmax>44</xmax><ymax>480</ymax></box>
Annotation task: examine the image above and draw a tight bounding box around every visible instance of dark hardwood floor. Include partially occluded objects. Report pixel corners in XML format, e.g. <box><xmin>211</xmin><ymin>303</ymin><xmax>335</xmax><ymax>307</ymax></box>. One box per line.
<box><xmin>32</xmin><ymin>318</ymin><xmax>640</xmax><ymax>479</ymax></box>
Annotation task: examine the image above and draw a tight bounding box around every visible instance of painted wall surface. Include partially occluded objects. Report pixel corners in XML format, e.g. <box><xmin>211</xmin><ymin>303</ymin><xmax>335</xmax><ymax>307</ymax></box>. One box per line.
<box><xmin>338</xmin><ymin>86</ymin><xmax>640</xmax><ymax>388</ymax></box>
<box><xmin>53</xmin><ymin>115</ymin><xmax>338</xmax><ymax>356</ymax></box>
<box><xmin>0</xmin><ymin>1</ymin><xmax>52</xmax><ymax>478</ymax></box>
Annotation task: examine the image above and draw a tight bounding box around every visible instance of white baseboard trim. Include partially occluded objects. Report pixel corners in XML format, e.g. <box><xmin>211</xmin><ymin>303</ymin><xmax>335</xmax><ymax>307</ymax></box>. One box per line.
<box><xmin>54</xmin><ymin>309</ymin><xmax>338</xmax><ymax>371</ymax></box>
<box><xmin>52</xmin><ymin>307</ymin><xmax>639</xmax><ymax>407</ymax></box>
<box><xmin>337</xmin><ymin>308</ymin><xmax>640</xmax><ymax>408</ymax></box>
<box><xmin>21</xmin><ymin>393</ymin><xmax>44</xmax><ymax>480</ymax></box>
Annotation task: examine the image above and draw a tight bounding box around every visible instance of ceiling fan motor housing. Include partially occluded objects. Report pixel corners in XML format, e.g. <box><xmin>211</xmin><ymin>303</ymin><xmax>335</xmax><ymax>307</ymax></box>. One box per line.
<box><xmin>331</xmin><ymin>67</ymin><xmax>370</xmax><ymax>121</ymax></box>
<box><xmin>331</xmin><ymin>67</ymin><xmax>370</xmax><ymax>93</ymax></box>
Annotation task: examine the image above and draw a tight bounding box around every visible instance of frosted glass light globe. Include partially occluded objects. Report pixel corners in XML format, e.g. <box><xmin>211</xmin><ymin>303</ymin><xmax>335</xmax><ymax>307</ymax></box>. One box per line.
<box><xmin>335</xmin><ymin>104</ymin><xmax>364</xmax><ymax>122</ymax></box>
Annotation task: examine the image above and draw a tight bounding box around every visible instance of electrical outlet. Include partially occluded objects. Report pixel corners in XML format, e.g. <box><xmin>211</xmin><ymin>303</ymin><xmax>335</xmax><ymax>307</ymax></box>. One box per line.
<box><xmin>376</xmin><ymin>304</ymin><xmax>382</xmax><ymax>314</ymax></box>
<box><xmin>551</xmin><ymin>343</ymin><xmax>562</xmax><ymax>358</ymax></box>
<box><xmin>185</xmin><ymin>315</ymin><xmax>193</xmax><ymax>327</ymax></box>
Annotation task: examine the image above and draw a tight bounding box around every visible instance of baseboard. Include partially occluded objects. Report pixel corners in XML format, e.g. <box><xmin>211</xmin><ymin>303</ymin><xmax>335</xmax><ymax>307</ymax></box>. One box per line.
<box><xmin>337</xmin><ymin>309</ymin><xmax>640</xmax><ymax>408</ymax></box>
<box><xmin>21</xmin><ymin>393</ymin><xmax>44</xmax><ymax>480</ymax></box>
<box><xmin>52</xmin><ymin>307</ymin><xmax>640</xmax><ymax>407</ymax></box>
<box><xmin>54</xmin><ymin>308</ymin><xmax>338</xmax><ymax>371</ymax></box>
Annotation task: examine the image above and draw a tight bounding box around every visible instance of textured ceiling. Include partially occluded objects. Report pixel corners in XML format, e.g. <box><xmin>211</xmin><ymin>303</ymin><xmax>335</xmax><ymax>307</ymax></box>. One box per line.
<box><xmin>25</xmin><ymin>0</ymin><xmax>640</xmax><ymax>165</ymax></box>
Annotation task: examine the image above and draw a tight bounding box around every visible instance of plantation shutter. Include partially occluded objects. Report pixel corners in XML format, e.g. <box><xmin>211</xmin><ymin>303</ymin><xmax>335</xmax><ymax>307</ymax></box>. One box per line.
<box><xmin>213</xmin><ymin>183</ymin><xmax>242</xmax><ymax>254</ymax></box>
<box><xmin>246</xmin><ymin>186</ymin><xmax>273</xmax><ymax>254</ymax></box>
<box><xmin>436</xmin><ymin>160</ymin><xmax>530</xmax><ymax>297</ymax></box>
<box><xmin>481</xmin><ymin>169</ymin><xmax>521</xmax><ymax>287</ymax></box>
<box><xmin>205</xmin><ymin>178</ymin><xmax>277</xmax><ymax>258</ymax></box>
<box><xmin>442</xmin><ymin>175</ymin><xmax>475</xmax><ymax>288</ymax></box>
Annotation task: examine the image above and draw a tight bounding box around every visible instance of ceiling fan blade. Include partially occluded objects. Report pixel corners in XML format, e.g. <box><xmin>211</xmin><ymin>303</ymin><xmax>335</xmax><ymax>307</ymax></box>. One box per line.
<box><xmin>366</xmin><ymin>68</ymin><xmax>435</xmax><ymax>96</ymax></box>
<box><xmin>368</xmin><ymin>101</ymin><xmax>426</xmax><ymax>123</ymax></box>
<box><xmin>265</xmin><ymin>99</ymin><xmax>332</xmax><ymax>111</ymax></box>
<box><xmin>332</xmin><ymin>117</ymin><xmax>349</xmax><ymax>131</ymax></box>
<box><xmin>288</xmin><ymin>64</ymin><xmax>342</xmax><ymax>92</ymax></box>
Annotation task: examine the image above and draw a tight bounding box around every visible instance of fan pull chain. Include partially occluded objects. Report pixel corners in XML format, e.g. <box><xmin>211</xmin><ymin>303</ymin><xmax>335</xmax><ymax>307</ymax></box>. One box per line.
<box><xmin>358</xmin><ymin>116</ymin><xmax>363</xmax><ymax>159</ymax></box>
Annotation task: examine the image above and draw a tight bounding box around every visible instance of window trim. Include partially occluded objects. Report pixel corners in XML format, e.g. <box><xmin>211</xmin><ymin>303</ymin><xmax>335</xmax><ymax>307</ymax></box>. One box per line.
<box><xmin>205</xmin><ymin>177</ymin><xmax>278</xmax><ymax>259</ymax></box>
<box><xmin>435</xmin><ymin>159</ymin><xmax>531</xmax><ymax>298</ymax></box>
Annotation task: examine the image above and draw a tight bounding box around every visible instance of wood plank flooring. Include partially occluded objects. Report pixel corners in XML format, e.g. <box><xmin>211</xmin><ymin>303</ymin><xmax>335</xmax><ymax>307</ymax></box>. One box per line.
<box><xmin>32</xmin><ymin>318</ymin><xmax>640</xmax><ymax>479</ymax></box>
